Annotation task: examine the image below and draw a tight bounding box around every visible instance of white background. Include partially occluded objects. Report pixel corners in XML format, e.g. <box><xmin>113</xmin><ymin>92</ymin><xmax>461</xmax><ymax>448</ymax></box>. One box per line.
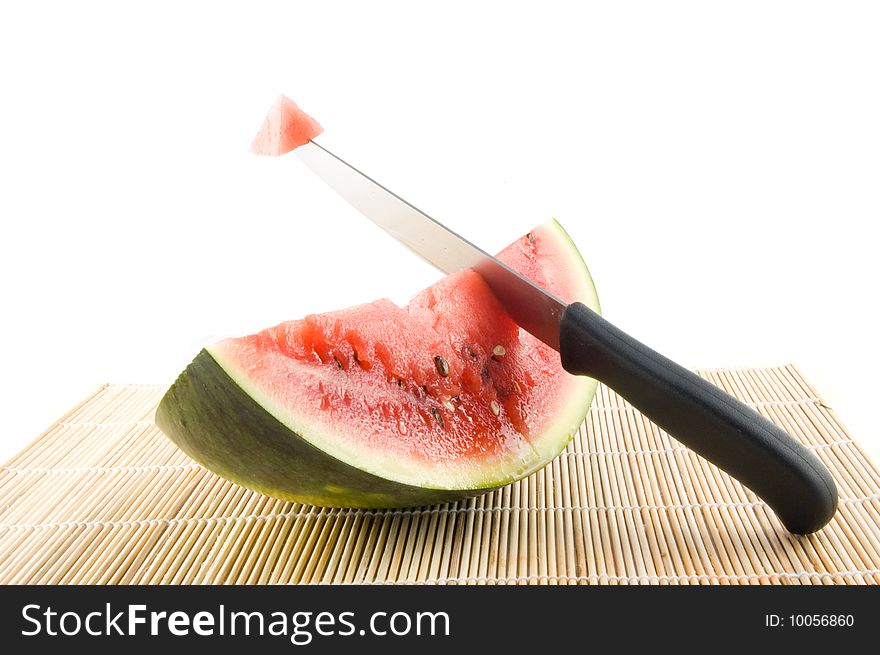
<box><xmin>1</xmin><ymin>1</ymin><xmax>877</xmax><ymax>466</ymax></box>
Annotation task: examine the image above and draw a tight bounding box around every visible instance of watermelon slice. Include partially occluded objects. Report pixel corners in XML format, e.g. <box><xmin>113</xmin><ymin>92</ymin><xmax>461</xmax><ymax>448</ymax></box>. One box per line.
<box><xmin>156</xmin><ymin>220</ymin><xmax>600</xmax><ymax>507</ymax></box>
<box><xmin>250</xmin><ymin>95</ymin><xmax>323</xmax><ymax>156</ymax></box>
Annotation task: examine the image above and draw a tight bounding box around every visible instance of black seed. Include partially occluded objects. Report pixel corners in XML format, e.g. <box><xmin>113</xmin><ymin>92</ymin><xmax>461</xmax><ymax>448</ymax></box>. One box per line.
<box><xmin>481</xmin><ymin>366</ymin><xmax>490</xmax><ymax>379</ymax></box>
<box><xmin>333</xmin><ymin>355</ymin><xmax>343</xmax><ymax>369</ymax></box>
<box><xmin>527</xmin><ymin>232</ymin><xmax>536</xmax><ymax>244</ymax></box>
<box><xmin>396</xmin><ymin>378</ymin><xmax>403</xmax><ymax>387</ymax></box>
<box><xmin>434</xmin><ymin>355</ymin><xmax>449</xmax><ymax>377</ymax></box>
<box><xmin>352</xmin><ymin>351</ymin><xmax>361</xmax><ymax>365</ymax></box>
<box><xmin>431</xmin><ymin>407</ymin><xmax>445</xmax><ymax>428</ymax></box>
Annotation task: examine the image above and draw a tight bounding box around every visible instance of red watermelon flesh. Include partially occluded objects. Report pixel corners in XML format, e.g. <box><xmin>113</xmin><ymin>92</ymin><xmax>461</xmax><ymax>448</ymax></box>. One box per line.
<box><xmin>250</xmin><ymin>95</ymin><xmax>323</xmax><ymax>156</ymax></box>
<box><xmin>207</xmin><ymin>220</ymin><xmax>599</xmax><ymax>491</ymax></box>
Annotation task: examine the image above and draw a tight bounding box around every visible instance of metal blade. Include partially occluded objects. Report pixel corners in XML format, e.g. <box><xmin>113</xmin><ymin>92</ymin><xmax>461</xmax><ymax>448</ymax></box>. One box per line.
<box><xmin>296</xmin><ymin>140</ymin><xmax>566</xmax><ymax>350</ymax></box>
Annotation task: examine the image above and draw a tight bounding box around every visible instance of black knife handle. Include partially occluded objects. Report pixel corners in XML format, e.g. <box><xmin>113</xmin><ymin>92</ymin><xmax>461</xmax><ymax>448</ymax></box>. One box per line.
<box><xmin>559</xmin><ymin>302</ymin><xmax>837</xmax><ymax>534</ymax></box>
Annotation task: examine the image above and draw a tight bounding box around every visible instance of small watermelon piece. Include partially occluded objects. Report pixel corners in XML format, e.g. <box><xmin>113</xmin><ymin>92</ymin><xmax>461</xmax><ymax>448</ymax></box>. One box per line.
<box><xmin>250</xmin><ymin>95</ymin><xmax>323</xmax><ymax>156</ymax></box>
<box><xmin>156</xmin><ymin>220</ymin><xmax>600</xmax><ymax>508</ymax></box>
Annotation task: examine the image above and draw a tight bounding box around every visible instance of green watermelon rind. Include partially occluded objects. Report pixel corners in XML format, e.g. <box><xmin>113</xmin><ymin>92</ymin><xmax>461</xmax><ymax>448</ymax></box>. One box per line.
<box><xmin>155</xmin><ymin>219</ymin><xmax>600</xmax><ymax>507</ymax></box>
<box><xmin>155</xmin><ymin>349</ymin><xmax>484</xmax><ymax>508</ymax></box>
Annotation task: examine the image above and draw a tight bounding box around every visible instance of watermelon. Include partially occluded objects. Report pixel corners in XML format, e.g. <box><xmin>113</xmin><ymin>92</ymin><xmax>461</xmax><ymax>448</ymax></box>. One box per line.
<box><xmin>156</xmin><ymin>221</ymin><xmax>600</xmax><ymax>507</ymax></box>
<box><xmin>250</xmin><ymin>95</ymin><xmax>323</xmax><ymax>156</ymax></box>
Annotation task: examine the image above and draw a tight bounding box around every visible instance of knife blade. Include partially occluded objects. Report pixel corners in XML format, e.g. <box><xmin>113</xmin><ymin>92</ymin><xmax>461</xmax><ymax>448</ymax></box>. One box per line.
<box><xmin>296</xmin><ymin>140</ymin><xmax>566</xmax><ymax>350</ymax></box>
<box><xmin>294</xmin><ymin>137</ymin><xmax>837</xmax><ymax>535</ymax></box>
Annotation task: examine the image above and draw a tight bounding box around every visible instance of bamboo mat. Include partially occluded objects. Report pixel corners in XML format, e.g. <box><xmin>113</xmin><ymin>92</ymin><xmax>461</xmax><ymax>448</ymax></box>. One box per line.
<box><xmin>1</xmin><ymin>365</ymin><xmax>878</xmax><ymax>585</ymax></box>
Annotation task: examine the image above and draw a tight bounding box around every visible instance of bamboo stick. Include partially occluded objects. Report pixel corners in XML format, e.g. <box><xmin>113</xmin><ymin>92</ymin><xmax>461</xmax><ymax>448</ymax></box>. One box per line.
<box><xmin>1</xmin><ymin>369</ymin><xmax>878</xmax><ymax>585</ymax></box>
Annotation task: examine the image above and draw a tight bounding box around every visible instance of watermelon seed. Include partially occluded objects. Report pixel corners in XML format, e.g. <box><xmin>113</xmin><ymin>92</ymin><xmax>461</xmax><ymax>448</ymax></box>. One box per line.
<box><xmin>481</xmin><ymin>366</ymin><xmax>490</xmax><ymax>380</ymax></box>
<box><xmin>396</xmin><ymin>378</ymin><xmax>403</xmax><ymax>387</ymax></box>
<box><xmin>434</xmin><ymin>355</ymin><xmax>449</xmax><ymax>377</ymax></box>
<box><xmin>513</xmin><ymin>381</ymin><xmax>522</xmax><ymax>394</ymax></box>
<box><xmin>431</xmin><ymin>407</ymin><xmax>445</xmax><ymax>428</ymax></box>
<box><xmin>352</xmin><ymin>351</ymin><xmax>361</xmax><ymax>366</ymax></box>
<box><xmin>492</xmin><ymin>345</ymin><xmax>506</xmax><ymax>357</ymax></box>
<box><xmin>398</xmin><ymin>419</ymin><xmax>407</xmax><ymax>435</ymax></box>
<box><xmin>442</xmin><ymin>399</ymin><xmax>455</xmax><ymax>412</ymax></box>
<box><xmin>333</xmin><ymin>355</ymin><xmax>343</xmax><ymax>369</ymax></box>
<box><xmin>527</xmin><ymin>232</ymin><xmax>536</xmax><ymax>244</ymax></box>
<box><xmin>490</xmin><ymin>400</ymin><xmax>501</xmax><ymax>416</ymax></box>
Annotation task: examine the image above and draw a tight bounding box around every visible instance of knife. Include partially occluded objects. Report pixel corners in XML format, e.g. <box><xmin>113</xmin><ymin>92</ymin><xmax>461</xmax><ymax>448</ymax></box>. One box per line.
<box><xmin>296</xmin><ymin>140</ymin><xmax>838</xmax><ymax>535</ymax></box>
